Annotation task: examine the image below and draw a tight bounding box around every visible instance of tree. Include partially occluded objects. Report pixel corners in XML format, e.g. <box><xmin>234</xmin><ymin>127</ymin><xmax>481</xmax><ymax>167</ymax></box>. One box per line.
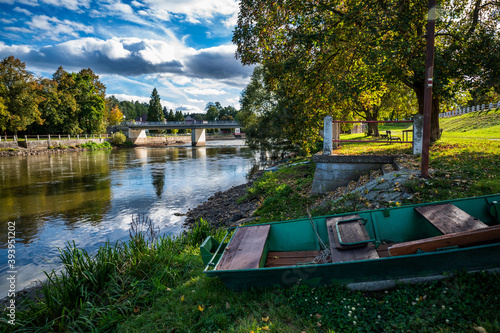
<box><xmin>234</xmin><ymin>0</ymin><xmax>500</xmax><ymax>143</ymax></box>
<box><xmin>239</xmin><ymin>66</ymin><xmax>288</xmax><ymax>151</ymax></box>
<box><xmin>0</xmin><ymin>56</ymin><xmax>42</xmax><ymax>134</ymax></box>
<box><xmin>167</xmin><ymin>109</ymin><xmax>175</xmax><ymax>121</ymax></box>
<box><xmin>107</xmin><ymin>105</ymin><xmax>124</xmax><ymax>125</ymax></box>
<box><xmin>205</xmin><ymin>102</ymin><xmax>221</xmax><ymax>121</ymax></box>
<box><xmin>148</xmin><ymin>88</ymin><xmax>164</xmax><ymax>122</ymax></box>
<box><xmin>52</xmin><ymin>67</ymin><xmax>79</xmax><ymax>134</ymax></box>
<box><xmin>74</xmin><ymin>69</ymin><xmax>106</xmax><ymax>133</ymax></box>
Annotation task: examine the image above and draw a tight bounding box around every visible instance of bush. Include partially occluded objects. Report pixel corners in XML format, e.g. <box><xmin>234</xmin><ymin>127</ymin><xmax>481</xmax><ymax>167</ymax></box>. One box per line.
<box><xmin>81</xmin><ymin>141</ymin><xmax>112</xmax><ymax>150</ymax></box>
<box><xmin>111</xmin><ymin>132</ymin><xmax>126</xmax><ymax>145</ymax></box>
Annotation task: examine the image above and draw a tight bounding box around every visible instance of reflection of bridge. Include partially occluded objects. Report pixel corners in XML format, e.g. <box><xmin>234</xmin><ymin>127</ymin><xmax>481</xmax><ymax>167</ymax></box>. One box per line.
<box><xmin>110</xmin><ymin>121</ymin><xmax>241</xmax><ymax>146</ymax></box>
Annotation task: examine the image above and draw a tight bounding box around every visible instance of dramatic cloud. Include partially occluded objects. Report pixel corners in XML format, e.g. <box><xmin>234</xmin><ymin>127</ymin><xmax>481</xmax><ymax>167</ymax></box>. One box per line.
<box><xmin>0</xmin><ymin>37</ymin><xmax>251</xmax><ymax>82</ymax></box>
<box><xmin>1</xmin><ymin>0</ymin><xmax>249</xmax><ymax>112</ymax></box>
<box><xmin>184</xmin><ymin>44</ymin><xmax>253</xmax><ymax>80</ymax></box>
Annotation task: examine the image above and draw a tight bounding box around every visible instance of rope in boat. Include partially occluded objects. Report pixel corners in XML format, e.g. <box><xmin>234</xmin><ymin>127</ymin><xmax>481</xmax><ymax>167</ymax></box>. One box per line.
<box><xmin>307</xmin><ymin>208</ymin><xmax>331</xmax><ymax>264</ymax></box>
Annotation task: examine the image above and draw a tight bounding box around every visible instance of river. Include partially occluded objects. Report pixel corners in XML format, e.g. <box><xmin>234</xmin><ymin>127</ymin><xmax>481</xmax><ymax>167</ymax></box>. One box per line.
<box><xmin>0</xmin><ymin>140</ymin><xmax>257</xmax><ymax>294</ymax></box>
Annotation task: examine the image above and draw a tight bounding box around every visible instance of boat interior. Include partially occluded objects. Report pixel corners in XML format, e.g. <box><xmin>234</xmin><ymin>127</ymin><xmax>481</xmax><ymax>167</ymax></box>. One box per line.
<box><xmin>201</xmin><ymin>196</ymin><xmax>500</xmax><ymax>271</ymax></box>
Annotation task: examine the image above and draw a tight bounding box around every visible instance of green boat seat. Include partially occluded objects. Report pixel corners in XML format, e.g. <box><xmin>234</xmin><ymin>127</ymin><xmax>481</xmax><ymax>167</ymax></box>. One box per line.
<box><xmin>216</xmin><ymin>225</ymin><xmax>271</xmax><ymax>270</ymax></box>
<box><xmin>415</xmin><ymin>203</ymin><xmax>488</xmax><ymax>234</ymax></box>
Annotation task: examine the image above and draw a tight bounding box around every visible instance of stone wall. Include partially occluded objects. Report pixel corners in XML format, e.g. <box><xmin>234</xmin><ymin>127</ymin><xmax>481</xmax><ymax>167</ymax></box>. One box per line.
<box><xmin>311</xmin><ymin>154</ymin><xmax>398</xmax><ymax>195</ymax></box>
<box><xmin>0</xmin><ymin>141</ymin><xmax>19</xmax><ymax>149</ymax></box>
<box><xmin>6</xmin><ymin>138</ymin><xmax>107</xmax><ymax>149</ymax></box>
<box><xmin>133</xmin><ymin>136</ymin><xmax>191</xmax><ymax>146</ymax></box>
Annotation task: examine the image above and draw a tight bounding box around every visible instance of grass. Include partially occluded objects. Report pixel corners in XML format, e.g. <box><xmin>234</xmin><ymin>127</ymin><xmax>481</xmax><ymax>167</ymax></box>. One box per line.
<box><xmin>4</xmin><ymin>110</ymin><xmax>500</xmax><ymax>332</ymax></box>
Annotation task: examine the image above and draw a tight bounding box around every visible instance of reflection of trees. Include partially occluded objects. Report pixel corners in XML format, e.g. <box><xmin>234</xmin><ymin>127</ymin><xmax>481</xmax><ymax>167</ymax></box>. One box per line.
<box><xmin>151</xmin><ymin>165</ymin><xmax>166</xmax><ymax>198</ymax></box>
<box><xmin>147</xmin><ymin>149</ymin><xmax>168</xmax><ymax>199</ymax></box>
<box><xmin>0</xmin><ymin>151</ymin><xmax>112</xmax><ymax>246</ymax></box>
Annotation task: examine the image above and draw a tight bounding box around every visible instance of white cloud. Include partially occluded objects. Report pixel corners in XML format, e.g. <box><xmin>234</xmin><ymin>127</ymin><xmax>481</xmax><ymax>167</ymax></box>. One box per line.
<box><xmin>0</xmin><ymin>0</ymin><xmax>90</xmax><ymax>10</ymax></box>
<box><xmin>0</xmin><ymin>41</ymin><xmax>33</xmax><ymax>55</ymax></box>
<box><xmin>27</xmin><ymin>15</ymin><xmax>94</xmax><ymax>40</ymax></box>
<box><xmin>13</xmin><ymin>6</ymin><xmax>33</xmax><ymax>15</ymax></box>
<box><xmin>4</xmin><ymin>26</ymin><xmax>32</xmax><ymax>33</ymax></box>
<box><xmin>185</xmin><ymin>88</ymin><xmax>226</xmax><ymax>96</ymax></box>
<box><xmin>139</xmin><ymin>0</ymin><xmax>239</xmax><ymax>23</ymax></box>
<box><xmin>39</xmin><ymin>0</ymin><xmax>91</xmax><ymax>11</ymax></box>
<box><xmin>105</xmin><ymin>2</ymin><xmax>134</xmax><ymax>15</ymax></box>
<box><xmin>0</xmin><ymin>18</ymin><xmax>17</xmax><ymax>24</ymax></box>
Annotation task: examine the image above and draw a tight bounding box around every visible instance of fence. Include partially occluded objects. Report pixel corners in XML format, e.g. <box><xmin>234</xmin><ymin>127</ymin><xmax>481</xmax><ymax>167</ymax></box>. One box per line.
<box><xmin>332</xmin><ymin>120</ymin><xmax>414</xmax><ymax>144</ymax></box>
<box><xmin>0</xmin><ymin>133</ymin><xmax>110</xmax><ymax>142</ymax></box>
<box><xmin>440</xmin><ymin>101</ymin><xmax>500</xmax><ymax>118</ymax></box>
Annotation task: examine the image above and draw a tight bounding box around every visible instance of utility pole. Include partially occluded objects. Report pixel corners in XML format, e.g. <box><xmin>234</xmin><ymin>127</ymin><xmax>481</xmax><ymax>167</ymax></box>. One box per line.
<box><xmin>421</xmin><ymin>0</ymin><xmax>436</xmax><ymax>178</ymax></box>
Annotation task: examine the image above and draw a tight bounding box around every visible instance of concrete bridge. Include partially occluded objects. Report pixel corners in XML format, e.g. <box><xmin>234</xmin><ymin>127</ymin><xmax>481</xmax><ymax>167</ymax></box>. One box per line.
<box><xmin>110</xmin><ymin>120</ymin><xmax>241</xmax><ymax>146</ymax></box>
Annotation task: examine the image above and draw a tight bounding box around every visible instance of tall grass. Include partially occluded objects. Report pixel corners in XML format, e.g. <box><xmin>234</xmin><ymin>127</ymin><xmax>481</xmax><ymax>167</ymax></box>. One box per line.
<box><xmin>9</xmin><ymin>218</ymin><xmax>222</xmax><ymax>332</ymax></box>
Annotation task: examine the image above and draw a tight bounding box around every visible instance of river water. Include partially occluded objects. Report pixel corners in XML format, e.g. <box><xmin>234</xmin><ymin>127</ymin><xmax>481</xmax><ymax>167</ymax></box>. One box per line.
<box><xmin>0</xmin><ymin>140</ymin><xmax>257</xmax><ymax>294</ymax></box>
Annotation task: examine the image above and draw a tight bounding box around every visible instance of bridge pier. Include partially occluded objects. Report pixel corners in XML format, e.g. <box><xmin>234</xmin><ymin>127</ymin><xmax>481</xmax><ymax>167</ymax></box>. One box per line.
<box><xmin>127</xmin><ymin>129</ymin><xmax>148</xmax><ymax>144</ymax></box>
<box><xmin>191</xmin><ymin>128</ymin><xmax>206</xmax><ymax>146</ymax></box>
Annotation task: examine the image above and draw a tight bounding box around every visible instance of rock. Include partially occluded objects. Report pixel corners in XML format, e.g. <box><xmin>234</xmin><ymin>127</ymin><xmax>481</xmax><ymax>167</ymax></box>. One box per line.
<box><xmin>184</xmin><ymin>182</ymin><xmax>259</xmax><ymax>229</ymax></box>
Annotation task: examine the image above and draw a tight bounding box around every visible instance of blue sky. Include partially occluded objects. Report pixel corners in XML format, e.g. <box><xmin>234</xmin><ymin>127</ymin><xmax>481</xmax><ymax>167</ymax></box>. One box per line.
<box><xmin>0</xmin><ymin>0</ymin><xmax>254</xmax><ymax>113</ymax></box>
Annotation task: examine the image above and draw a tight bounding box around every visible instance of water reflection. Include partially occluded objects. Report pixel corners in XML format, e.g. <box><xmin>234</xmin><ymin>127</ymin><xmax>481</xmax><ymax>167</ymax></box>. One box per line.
<box><xmin>0</xmin><ymin>141</ymin><xmax>255</xmax><ymax>293</ymax></box>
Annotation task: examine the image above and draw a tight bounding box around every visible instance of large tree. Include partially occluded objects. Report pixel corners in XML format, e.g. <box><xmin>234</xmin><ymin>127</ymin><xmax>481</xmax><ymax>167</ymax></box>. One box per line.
<box><xmin>74</xmin><ymin>68</ymin><xmax>106</xmax><ymax>133</ymax></box>
<box><xmin>239</xmin><ymin>66</ymin><xmax>288</xmax><ymax>151</ymax></box>
<box><xmin>147</xmin><ymin>88</ymin><xmax>164</xmax><ymax>122</ymax></box>
<box><xmin>234</xmin><ymin>0</ymin><xmax>500</xmax><ymax>143</ymax></box>
<box><xmin>0</xmin><ymin>56</ymin><xmax>42</xmax><ymax>133</ymax></box>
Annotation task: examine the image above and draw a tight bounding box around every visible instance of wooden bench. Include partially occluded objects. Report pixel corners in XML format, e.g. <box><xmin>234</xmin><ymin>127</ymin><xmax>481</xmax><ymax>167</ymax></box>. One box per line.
<box><xmin>386</xmin><ymin>130</ymin><xmax>401</xmax><ymax>142</ymax></box>
<box><xmin>388</xmin><ymin>203</ymin><xmax>492</xmax><ymax>256</ymax></box>
<box><xmin>415</xmin><ymin>203</ymin><xmax>488</xmax><ymax>234</ymax></box>
<box><xmin>215</xmin><ymin>225</ymin><xmax>270</xmax><ymax>270</ymax></box>
<box><xmin>326</xmin><ymin>215</ymin><xmax>379</xmax><ymax>263</ymax></box>
<box><xmin>388</xmin><ymin>224</ymin><xmax>500</xmax><ymax>256</ymax></box>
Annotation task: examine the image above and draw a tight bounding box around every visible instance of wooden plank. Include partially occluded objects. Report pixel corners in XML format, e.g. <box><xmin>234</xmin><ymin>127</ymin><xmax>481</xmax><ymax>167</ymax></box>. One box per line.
<box><xmin>216</xmin><ymin>225</ymin><xmax>270</xmax><ymax>270</ymax></box>
<box><xmin>388</xmin><ymin>224</ymin><xmax>500</xmax><ymax>256</ymax></box>
<box><xmin>415</xmin><ymin>203</ymin><xmax>488</xmax><ymax>234</ymax></box>
<box><xmin>326</xmin><ymin>216</ymin><xmax>379</xmax><ymax>263</ymax></box>
<box><xmin>265</xmin><ymin>251</ymin><xmax>321</xmax><ymax>267</ymax></box>
<box><xmin>336</xmin><ymin>219</ymin><xmax>370</xmax><ymax>249</ymax></box>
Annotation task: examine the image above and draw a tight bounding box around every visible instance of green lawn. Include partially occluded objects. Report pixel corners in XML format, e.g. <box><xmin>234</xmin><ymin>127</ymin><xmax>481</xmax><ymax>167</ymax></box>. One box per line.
<box><xmin>6</xmin><ymin>110</ymin><xmax>500</xmax><ymax>333</ymax></box>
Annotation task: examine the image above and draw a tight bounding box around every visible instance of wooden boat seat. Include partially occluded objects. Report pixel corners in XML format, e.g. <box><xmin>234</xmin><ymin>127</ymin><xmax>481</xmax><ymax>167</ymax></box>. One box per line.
<box><xmin>265</xmin><ymin>251</ymin><xmax>321</xmax><ymax>267</ymax></box>
<box><xmin>215</xmin><ymin>225</ymin><xmax>270</xmax><ymax>270</ymax></box>
<box><xmin>326</xmin><ymin>215</ymin><xmax>379</xmax><ymax>263</ymax></box>
<box><xmin>388</xmin><ymin>224</ymin><xmax>500</xmax><ymax>256</ymax></box>
<box><xmin>415</xmin><ymin>203</ymin><xmax>488</xmax><ymax>234</ymax></box>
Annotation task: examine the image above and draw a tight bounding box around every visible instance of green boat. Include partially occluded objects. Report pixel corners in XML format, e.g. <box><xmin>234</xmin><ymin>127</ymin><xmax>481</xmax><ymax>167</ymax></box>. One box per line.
<box><xmin>200</xmin><ymin>194</ymin><xmax>500</xmax><ymax>290</ymax></box>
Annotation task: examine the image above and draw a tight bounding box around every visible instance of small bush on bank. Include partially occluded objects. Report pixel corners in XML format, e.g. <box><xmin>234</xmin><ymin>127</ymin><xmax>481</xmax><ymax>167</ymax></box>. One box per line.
<box><xmin>111</xmin><ymin>132</ymin><xmax>126</xmax><ymax>145</ymax></box>
<box><xmin>81</xmin><ymin>141</ymin><xmax>112</xmax><ymax>150</ymax></box>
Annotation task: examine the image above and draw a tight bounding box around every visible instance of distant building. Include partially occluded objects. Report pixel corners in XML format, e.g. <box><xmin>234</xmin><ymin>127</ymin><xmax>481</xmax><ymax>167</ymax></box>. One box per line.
<box><xmin>135</xmin><ymin>114</ymin><xmax>148</xmax><ymax>122</ymax></box>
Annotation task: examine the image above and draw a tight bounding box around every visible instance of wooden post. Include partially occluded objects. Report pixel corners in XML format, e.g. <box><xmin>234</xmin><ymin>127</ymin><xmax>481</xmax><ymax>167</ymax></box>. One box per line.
<box><xmin>421</xmin><ymin>0</ymin><xmax>436</xmax><ymax>179</ymax></box>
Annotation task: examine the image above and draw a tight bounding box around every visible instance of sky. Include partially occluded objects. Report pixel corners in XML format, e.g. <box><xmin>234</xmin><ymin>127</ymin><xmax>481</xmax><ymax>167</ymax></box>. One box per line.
<box><xmin>0</xmin><ymin>0</ymin><xmax>254</xmax><ymax>114</ymax></box>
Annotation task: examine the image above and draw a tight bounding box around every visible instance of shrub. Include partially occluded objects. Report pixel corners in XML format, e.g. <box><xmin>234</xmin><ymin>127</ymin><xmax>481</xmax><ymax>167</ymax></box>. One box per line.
<box><xmin>81</xmin><ymin>141</ymin><xmax>112</xmax><ymax>150</ymax></box>
<box><xmin>111</xmin><ymin>132</ymin><xmax>126</xmax><ymax>145</ymax></box>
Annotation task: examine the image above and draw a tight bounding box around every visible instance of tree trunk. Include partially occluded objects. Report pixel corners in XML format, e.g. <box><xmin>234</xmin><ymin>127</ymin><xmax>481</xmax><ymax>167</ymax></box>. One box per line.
<box><xmin>364</xmin><ymin>109</ymin><xmax>380</xmax><ymax>137</ymax></box>
<box><xmin>414</xmin><ymin>85</ymin><xmax>440</xmax><ymax>142</ymax></box>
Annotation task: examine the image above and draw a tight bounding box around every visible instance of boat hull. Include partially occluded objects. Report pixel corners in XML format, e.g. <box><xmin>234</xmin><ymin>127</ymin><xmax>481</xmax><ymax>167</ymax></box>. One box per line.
<box><xmin>203</xmin><ymin>194</ymin><xmax>500</xmax><ymax>290</ymax></box>
<box><xmin>207</xmin><ymin>242</ymin><xmax>500</xmax><ymax>290</ymax></box>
